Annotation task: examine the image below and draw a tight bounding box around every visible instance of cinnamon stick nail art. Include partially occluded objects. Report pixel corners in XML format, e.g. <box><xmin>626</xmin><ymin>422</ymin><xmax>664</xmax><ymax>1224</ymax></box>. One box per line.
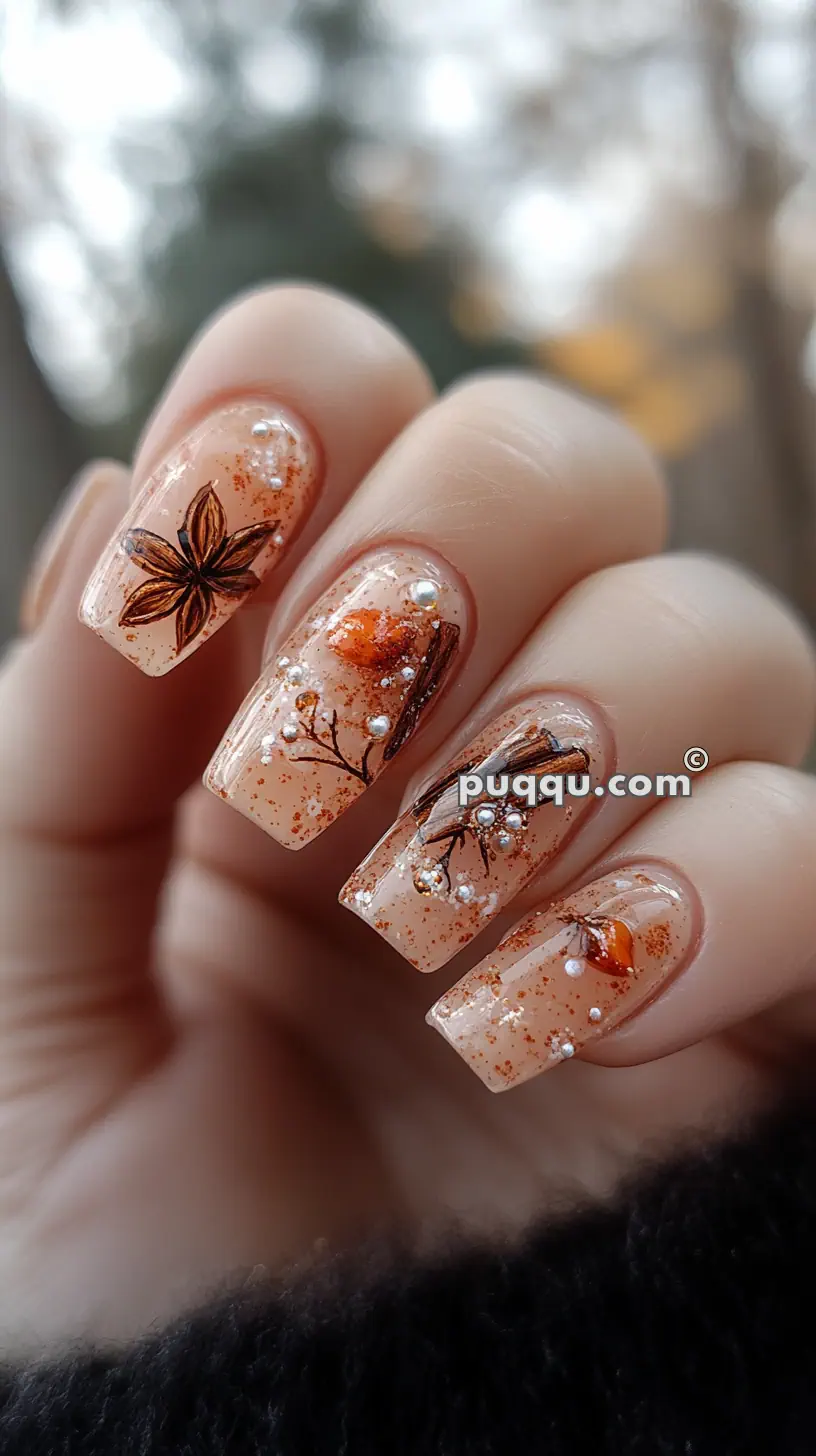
<box><xmin>340</xmin><ymin>698</ymin><xmax>607</xmax><ymax>973</ymax></box>
<box><xmin>205</xmin><ymin>549</ymin><xmax>466</xmax><ymax>847</ymax></box>
<box><xmin>80</xmin><ymin>402</ymin><xmax>319</xmax><ymax>675</ymax></box>
<box><xmin>427</xmin><ymin>865</ymin><xmax>696</xmax><ymax>1091</ymax></box>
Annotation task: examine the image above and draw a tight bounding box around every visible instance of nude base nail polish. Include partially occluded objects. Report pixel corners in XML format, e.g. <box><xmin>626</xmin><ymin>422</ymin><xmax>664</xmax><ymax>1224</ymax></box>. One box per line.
<box><xmin>80</xmin><ymin>401</ymin><xmax>319</xmax><ymax>676</ymax></box>
<box><xmin>427</xmin><ymin>864</ymin><xmax>696</xmax><ymax>1091</ymax></box>
<box><xmin>205</xmin><ymin>548</ymin><xmax>467</xmax><ymax>847</ymax></box>
<box><xmin>340</xmin><ymin>698</ymin><xmax>607</xmax><ymax>972</ymax></box>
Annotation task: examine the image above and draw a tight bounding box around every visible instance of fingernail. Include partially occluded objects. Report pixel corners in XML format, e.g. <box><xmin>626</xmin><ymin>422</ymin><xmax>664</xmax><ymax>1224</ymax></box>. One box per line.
<box><xmin>21</xmin><ymin>462</ymin><xmax>118</xmax><ymax>633</ymax></box>
<box><xmin>205</xmin><ymin>548</ymin><xmax>467</xmax><ymax>848</ymax></box>
<box><xmin>427</xmin><ymin>864</ymin><xmax>696</xmax><ymax>1091</ymax></box>
<box><xmin>79</xmin><ymin>401</ymin><xmax>319</xmax><ymax>676</ymax></box>
<box><xmin>340</xmin><ymin>698</ymin><xmax>607</xmax><ymax>972</ymax></box>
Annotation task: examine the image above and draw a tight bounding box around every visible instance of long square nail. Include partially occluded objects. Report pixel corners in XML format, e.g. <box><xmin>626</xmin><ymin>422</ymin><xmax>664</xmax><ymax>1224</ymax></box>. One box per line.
<box><xmin>340</xmin><ymin>698</ymin><xmax>607</xmax><ymax>972</ymax></box>
<box><xmin>205</xmin><ymin>548</ymin><xmax>467</xmax><ymax>847</ymax></box>
<box><xmin>427</xmin><ymin>864</ymin><xmax>695</xmax><ymax>1091</ymax></box>
<box><xmin>79</xmin><ymin>402</ymin><xmax>319</xmax><ymax>675</ymax></box>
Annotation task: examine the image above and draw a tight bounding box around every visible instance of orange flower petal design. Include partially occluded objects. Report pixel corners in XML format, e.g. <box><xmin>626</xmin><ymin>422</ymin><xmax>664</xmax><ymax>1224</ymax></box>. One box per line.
<box><xmin>180</xmin><ymin>483</ymin><xmax>227</xmax><ymax>568</ymax></box>
<box><xmin>118</xmin><ymin>577</ymin><xmax>190</xmax><ymax>628</ymax></box>
<box><xmin>122</xmin><ymin>529</ymin><xmax>189</xmax><ymax>579</ymax></box>
<box><xmin>582</xmin><ymin>916</ymin><xmax>635</xmax><ymax>976</ymax></box>
<box><xmin>328</xmin><ymin>609</ymin><xmax>417</xmax><ymax>671</ymax></box>
<box><xmin>175</xmin><ymin>584</ymin><xmax>211</xmax><ymax>654</ymax></box>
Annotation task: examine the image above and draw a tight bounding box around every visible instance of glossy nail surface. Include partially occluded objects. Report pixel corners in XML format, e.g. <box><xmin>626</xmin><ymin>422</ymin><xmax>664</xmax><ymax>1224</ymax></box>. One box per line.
<box><xmin>80</xmin><ymin>402</ymin><xmax>319</xmax><ymax>675</ymax></box>
<box><xmin>340</xmin><ymin>698</ymin><xmax>606</xmax><ymax>972</ymax></box>
<box><xmin>427</xmin><ymin>864</ymin><xmax>695</xmax><ymax>1091</ymax></box>
<box><xmin>205</xmin><ymin>548</ymin><xmax>467</xmax><ymax>848</ymax></box>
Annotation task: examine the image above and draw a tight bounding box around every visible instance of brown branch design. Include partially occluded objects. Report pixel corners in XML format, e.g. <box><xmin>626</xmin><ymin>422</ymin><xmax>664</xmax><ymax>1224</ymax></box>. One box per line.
<box><xmin>383</xmin><ymin>621</ymin><xmax>460</xmax><ymax>760</ymax></box>
<box><xmin>412</xmin><ymin>734</ymin><xmax>591</xmax><ymax>894</ymax></box>
<box><xmin>287</xmin><ymin>618</ymin><xmax>461</xmax><ymax>786</ymax></box>
<box><xmin>289</xmin><ymin>698</ymin><xmax>375</xmax><ymax>785</ymax></box>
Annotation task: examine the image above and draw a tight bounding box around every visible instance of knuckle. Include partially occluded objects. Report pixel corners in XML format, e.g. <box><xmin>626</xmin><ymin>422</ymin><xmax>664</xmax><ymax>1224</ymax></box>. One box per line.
<box><xmin>587</xmin><ymin>553</ymin><xmax>815</xmax><ymax>673</ymax></box>
<box><xmin>421</xmin><ymin>372</ymin><xmax>665</xmax><ymax>544</ymax></box>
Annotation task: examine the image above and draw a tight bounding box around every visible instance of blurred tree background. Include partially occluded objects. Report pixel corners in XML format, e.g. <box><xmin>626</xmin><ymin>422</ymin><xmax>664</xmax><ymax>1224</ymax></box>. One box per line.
<box><xmin>1</xmin><ymin>0</ymin><xmax>815</xmax><ymax>646</ymax></box>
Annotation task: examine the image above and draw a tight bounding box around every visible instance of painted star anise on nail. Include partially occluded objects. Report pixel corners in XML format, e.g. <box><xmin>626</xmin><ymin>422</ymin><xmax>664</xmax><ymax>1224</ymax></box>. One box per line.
<box><xmin>118</xmin><ymin>482</ymin><xmax>279</xmax><ymax>655</ymax></box>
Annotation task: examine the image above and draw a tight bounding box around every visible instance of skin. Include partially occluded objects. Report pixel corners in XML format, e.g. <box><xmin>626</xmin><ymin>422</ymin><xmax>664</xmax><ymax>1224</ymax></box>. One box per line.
<box><xmin>1</xmin><ymin>284</ymin><xmax>815</xmax><ymax>1351</ymax></box>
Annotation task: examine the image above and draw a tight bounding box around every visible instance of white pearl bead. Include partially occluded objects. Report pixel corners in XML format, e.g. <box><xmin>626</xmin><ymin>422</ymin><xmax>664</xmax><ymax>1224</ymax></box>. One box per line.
<box><xmin>409</xmin><ymin>579</ymin><xmax>438</xmax><ymax>610</ymax></box>
<box><xmin>564</xmin><ymin>958</ymin><xmax>584</xmax><ymax>978</ymax></box>
<box><xmin>366</xmin><ymin>714</ymin><xmax>391</xmax><ymax>739</ymax></box>
<box><xmin>474</xmin><ymin>806</ymin><xmax>496</xmax><ymax>828</ymax></box>
<box><xmin>589</xmin><ymin>1007</ymin><xmax>602</xmax><ymax>1022</ymax></box>
<box><xmin>560</xmin><ymin>1041</ymin><xmax>575</xmax><ymax>1059</ymax></box>
<box><xmin>282</xmin><ymin>723</ymin><xmax>298</xmax><ymax>742</ymax></box>
<box><xmin>504</xmin><ymin>811</ymin><xmax>524</xmax><ymax>831</ymax></box>
<box><xmin>456</xmin><ymin>884</ymin><xmax>474</xmax><ymax>903</ymax></box>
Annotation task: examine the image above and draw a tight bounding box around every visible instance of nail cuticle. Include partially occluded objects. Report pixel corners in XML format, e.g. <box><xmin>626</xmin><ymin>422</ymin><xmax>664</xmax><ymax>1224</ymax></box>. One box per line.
<box><xmin>132</xmin><ymin>389</ymin><xmax>321</xmax><ymax>489</ymax></box>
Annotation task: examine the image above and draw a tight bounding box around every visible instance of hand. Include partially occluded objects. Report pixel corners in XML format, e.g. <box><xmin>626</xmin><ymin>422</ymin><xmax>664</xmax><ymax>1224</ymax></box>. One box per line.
<box><xmin>2</xmin><ymin>286</ymin><xmax>814</xmax><ymax>1349</ymax></box>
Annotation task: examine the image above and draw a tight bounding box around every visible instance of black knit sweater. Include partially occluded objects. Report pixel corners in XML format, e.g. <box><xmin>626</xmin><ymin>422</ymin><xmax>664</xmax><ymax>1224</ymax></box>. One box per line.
<box><xmin>1</xmin><ymin>1101</ymin><xmax>814</xmax><ymax>1454</ymax></box>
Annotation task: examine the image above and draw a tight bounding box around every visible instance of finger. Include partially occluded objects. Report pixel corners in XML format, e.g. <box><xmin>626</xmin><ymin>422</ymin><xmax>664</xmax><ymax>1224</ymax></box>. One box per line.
<box><xmin>6</xmin><ymin>291</ymin><xmax>430</xmax><ymax>842</ymax></box>
<box><xmin>0</xmin><ymin>464</ymin><xmax>176</xmax><ymax>1147</ymax></box>
<box><xmin>80</xmin><ymin>284</ymin><xmax>433</xmax><ymax>676</ymax></box>
<box><xmin>426</xmin><ymin>762</ymin><xmax>816</xmax><ymax>1091</ymax></box>
<box><xmin>20</xmin><ymin>461</ymin><xmax>113</xmax><ymax>634</ymax></box>
<box><xmin>205</xmin><ymin>375</ymin><xmax>665</xmax><ymax>849</ymax></box>
<box><xmin>340</xmin><ymin>554</ymin><xmax>816</xmax><ymax>970</ymax></box>
<box><xmin>0</xmin><ymin>288</ymin><xmax>431</xmax><ymax>1126</ymax></box>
